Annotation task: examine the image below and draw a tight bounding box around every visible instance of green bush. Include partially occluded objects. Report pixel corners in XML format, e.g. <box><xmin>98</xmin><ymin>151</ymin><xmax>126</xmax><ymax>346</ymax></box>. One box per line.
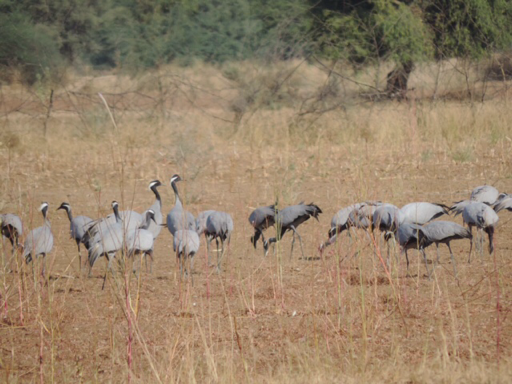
<box><xmin>0</xmin><ymin>12</ymin><xmax>63</xmax><ymax>84</ymax></box>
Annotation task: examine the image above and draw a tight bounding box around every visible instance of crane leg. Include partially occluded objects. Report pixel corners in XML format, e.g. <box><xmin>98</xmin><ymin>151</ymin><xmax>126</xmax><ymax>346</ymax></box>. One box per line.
<box><xmin>290</xmin><ymin>231</ymin><xmax>296</xmax><ymax>259</ymax></box>
<box><xmin>290</xmin><ymin>226</ymin><xmax>305</xmax><ymax>260</ymax></box>
<box><xmin>207</xmin><ymin>236</ymin><xmax>214</xmax><ymax>267</ymax></box>
<box><xmin>404</xmin><ymin>249</ymin><xmax>410</xmax><ymax>276</ymax></box>
<box><xmin>102</xmin><ymin>259</ymin><xmax>109</xmax><ymax>291</ymax></box>
<box><xmin>468</xmin><ymin>226</ymin><xmax>474</xmax><ymax>263</ymax></box>
<box><xmin>392</xmin><ymin>236</ymin><xmax>399</xmax><ymax>266</ymax></box>
<box><xmin>142</xmin><ymin>253</ymin><xmax>147</xmax><ymax>273</ymax></box>
<box><xmin>132</xmin><ymin>253</ymin><xmax>140</xmax><ymax>277</ymax></box>
<box><xmin>386</xmin><ymin>238</ymin><xmax>391</xmax><ymax>271</ymax></box>
<box><xmin>41</xmin><ymin>255</ymin><xmax>46</xmax><ymax>280</ymax></box>
<box><xmin>102</xmin><ymin>254</ymin><xmax>116</xmax><ymax>290</ymax></box>
<box><xmin>190</xmin><ymin>254</ymin><xmax>194</xmax><ymax>286</ymax></box>
<box><xmin>263</xmin><ymin>238</ymin><xmax>272</xmax><ymax>257</ymax></box>
<box><xmin>447</xmin><ymin>242</ymin><xmax>457</xmax><ymax>277</ymax></box>
<box><xmin>31</xmin><ymin>257</ymin><xmax>35</xmax><ymax>282</ymax></box>
<box><xmin>183</xmin><ymin>246</ymin><xmax>189</xmax><ymax>279</ymax></box>
<box><xmin>76</xmin><ymin>241</ymin><xmax>82</xmax><ymax>274</ymax></box>
<box><xmin>215</xmin><ymin>238</ymin><xmax>222</xmax><ymax>273</ymax></box>
<box><xmin>488</xmin><ymin>228</ymin><xmax>495</xmax><ymax>256</ymax></box>
<box><xmin>88</xmin><ymin>261</ymin><xmax>93</xmax><ymax>278</ymax></box>
<box><xmin>177</xmin><ymin>251</ymin><xmax>183</xmax><ymax>279</ymax></box>
<box><xmin>143</xmin><ymin>250</ymin><xmax>153</xmax><ymax>274</ymax></box>
<box><xmin>251</xmin><ymin>230</ymin><xmax>261</xmax><ymax>249</ymax></box>
<box><xmin>479</xmin><ymin>228</ymin><xmax>484</xmax><ymax>257</ymax></box>
<box><xmin>435</xmin><ymin>243</ymin><xmax>440</xmax><ymax>265</ymax></box>
<box><xmin>422</xmin><ymin>249</ymin><xmax>431</xmax><ymax>280</ymax></box>
<box><xmin>217</xmin><ymin>239</ymin><xmax>225</xmax><ymax>274</ymax></box>
<box><xmin>260</xmin><ymin>233</ymin><xmax>266</xmax><ymax>256</ymax></box>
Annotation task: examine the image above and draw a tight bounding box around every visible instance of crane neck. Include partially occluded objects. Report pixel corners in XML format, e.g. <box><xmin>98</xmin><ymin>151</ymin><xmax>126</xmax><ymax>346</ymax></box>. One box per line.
<box><xmin>151</xmin><ymin>185</ymin><xmax>162</xmax><ymax>209</ymax></box>
<box><xmin>112</xmin><ymin>205</ymin><xmax>122</xmax><ymax>223</ymax></box>
<box><xmin>42</xmin><ymin>207</ymin><xmax>51</xmax><ymax>227</ymax></box>
<box><xmin>65</xmin><ymin>207</ymin><xmax>73</xmax><ymax>223</ymax></box>
<box><xmin>171</xmin><ymin>181</ymin><xmax>182</xmax><ymax>207</ymax></box>
<box><xmin>139</xmin><ymin>212</ymin><xmax>152</xmax><ymax>230</ymax></box>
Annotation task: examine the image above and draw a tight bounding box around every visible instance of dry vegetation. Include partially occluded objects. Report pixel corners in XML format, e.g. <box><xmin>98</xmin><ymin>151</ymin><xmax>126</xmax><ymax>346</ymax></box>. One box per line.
<box><xmin>1</xmin><ymin>59</ymin><xmax>512</xmax><ymax>383</ymax></box>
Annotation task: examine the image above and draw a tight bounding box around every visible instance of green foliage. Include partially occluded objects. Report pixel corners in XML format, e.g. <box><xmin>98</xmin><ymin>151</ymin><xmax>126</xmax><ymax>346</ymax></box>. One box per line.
<box><xmin>317</xmin><ymin>1</ymin><xmax>432</xmax><ymax>65</ymax></box>
<box><xmin>0</xmin><ymin>0</ymin><xmax>511</xmax><ymax>82</ymax></box>
<box><xmin>423</xmin><ymin>0</ymin><xmax>512</xmax><ymax>59</ymax></box>
<box><xmin>373</xmin><ymin>1</ymin><xmax>432</xmax><ymax>63</ymax></box>
<box><xmin>0</xmin><ymin>11</ymin><xmax>63</xmax><ymax>84</ymax></box>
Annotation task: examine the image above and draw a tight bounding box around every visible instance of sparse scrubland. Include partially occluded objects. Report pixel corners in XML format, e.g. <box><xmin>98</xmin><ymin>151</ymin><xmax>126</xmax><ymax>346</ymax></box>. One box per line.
<box><xmin>1</xmin><ymin>59</ymin><xmax>512</xmax><ymax>383</ymax></box>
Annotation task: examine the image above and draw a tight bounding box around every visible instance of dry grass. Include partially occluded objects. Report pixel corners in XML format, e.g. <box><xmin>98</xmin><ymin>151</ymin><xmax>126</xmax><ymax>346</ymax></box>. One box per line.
<box><xmin>1</xmin><ymin>61</ymin><xmax>512</xmax><ymax>382</ymax></box>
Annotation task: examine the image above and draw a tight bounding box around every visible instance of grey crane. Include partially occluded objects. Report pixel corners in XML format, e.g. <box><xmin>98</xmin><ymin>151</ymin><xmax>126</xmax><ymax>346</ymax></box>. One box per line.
<box><xmin>329</xmin><ymin>203</ymin><xmax>363</xmax><ymax>236</ymax></box>
<box><xmin>401</xmin><ymin>202</ymin><xmax>450</xmax><ymax>225</ymax></box>
<box><xmin>205</xmin><ymin>211</ymin><xmax>234</xmax><ymax>272</ymax></box>
<box><xmin>462</xmin><ymin>202</ymin><xmax>499</xmax><ymax>260</ymax></box>
<box><xmin>87</xmin><ymin>201</ymin><xmax>124</xmax><ymax>275</ymax></box>
<box><xmin>493</xmin><ymin>195</ymin><xmax>512</xmax><ymax>213</ymax></box>
<box><xmin>373</xmin><ymin>204</ymin><xmax>406</xmax><ymax>264</ymax></box>
<box><xmin>320</xmin><ymin>204</ymin><xmax>361</xmax><ymax>251</ymax></box>
<box><xmin>195</xmin><ymin>210</ymin><xmax>216</xmax><ymax>261</ymax></box>
<box><xmin>196</xmin><ymin>210</ymin><xmax>216</xmax><ymax>237</ymax></box>
<box><xmin>451</xmin><ymin>185</ymin><xmax>502</xmax><ymax>216</ymax></box>
<box><xmin>422</xmin><ymin>221</ymin><xmax>472</xmax><ymax>276</ymax></box>
<box><xmin>320</xmin><ymin>203</ymin><xmax>362</xmax><ymax>251</ymax></box>
<box><xmin>470</xmin><ymin>185</ymin><xmax>499</xmax><ymax>205</ymax></box>
<box><xmin>248</xmin><ymin>205</ymin><xmax>278</xmax><ymax>253</ymax></box>
<box><xmin>349</xmin><ymin>201</ymin><xmax>382</xmax><ymax>230</ymax></box>
<box><xmin>166</xmin><ymin>174</ymin><xmax>195</xmax><ymax>236</ymax></box>
<box><xmin>144</xmin><ymin>180</ymin><xmax>164</xmax><ymax>240</ymax></box>
<box><xmin>1</xmin><ymin>213</ymin><xmax>23</xmax><ymax>256</ymax></box>
<box><xmin>57</xmin><ymin>202</ymin><xmax>93</xmax><ymax>272</ymax></box>
<box><xmin>23</xmin><ymin>202</ymin><xmax>54</xmax><ymax>278</ymax></box>
<box><xmin>82</xmin><ymin>202</ymin><xmax>136</xmax><ymax>247</ymax></box>
<box><xmin>320</xmin><ymin>201</ymin><xmax>382</xmax><ymax>251</ymax></box>
<box><xmin>372</xmin><ymin>204</ymin><xmax>405</xmax><ymax>233</ymax></box>
<box><xmin>174</xmin><ymin>229</ymin><xmax>200</xmax><ymax>285</ymax></box>
<box><xmin>393</xmin><ymin>222</ymin><xmax>432</xmax><ymax>277</ymax></box>
<box><xmin>105</xmin><ymin>208</ymin><xmax>143</xmax><ymax>235</ymax></box>
<box><xmin>263</xmin><ymin>202</ymin><xmax>322</xmax><ymax>259</ymax></box>
<box><xmin>450</xmin><ymin>200</ymin><xmax>472</xmax><ymax>217</ymax></box>
<box><xmin>126</xmin><ymin>209</ymin><xmax>156</xmax><ymax>274</ymax></box>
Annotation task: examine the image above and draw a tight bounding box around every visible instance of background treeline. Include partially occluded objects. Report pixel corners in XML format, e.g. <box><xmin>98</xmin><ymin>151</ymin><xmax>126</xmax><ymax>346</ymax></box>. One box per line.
<box><xmin>1</xmin><ymin>0</ymin><xmax>511</xmax><ymax>84</ymax></box>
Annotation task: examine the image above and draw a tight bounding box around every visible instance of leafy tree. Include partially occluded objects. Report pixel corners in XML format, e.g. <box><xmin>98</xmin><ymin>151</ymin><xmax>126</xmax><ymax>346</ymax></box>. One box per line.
<box><xmin>0</xmin><ymin>10</ymin><xmax>63</xmax><ymax>83</ymax></box>
<box><xmin>315</xmin><ymin>0</ymin><xmax>432</xmax><ymax>95</ymax></box>
<box><xmin>422</xmin><ymin>0</ymin><xmax>512</xmax><ymax>59</ymax></box>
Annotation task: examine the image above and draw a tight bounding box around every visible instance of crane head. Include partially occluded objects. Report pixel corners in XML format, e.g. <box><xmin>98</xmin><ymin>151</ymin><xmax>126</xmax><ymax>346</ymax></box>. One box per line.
<box><xmin>146</xmin><ymin>209</ymin><xmax>157</xmax><ymax>224</ymax></box>
<box><xmin>170</xmin><ymin>174</ymin><xmax>182</xmax><ymax>184</ymax></box>
<box><xmin>149</xmin><ymin>180</ymin><xmax>162</xmax><ymax>190</ymax></box>
<box><xmin>57</xmin><ymin>202</ymin><xmax>71</xmax><ymax>212</ymax></box>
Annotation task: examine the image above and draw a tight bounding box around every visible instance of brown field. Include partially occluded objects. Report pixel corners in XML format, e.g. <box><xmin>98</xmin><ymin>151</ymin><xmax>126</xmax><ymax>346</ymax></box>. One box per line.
<box><xmin>1</xmin><ymin>61</ymin><xmax>512</xmax><ymax>382</ymax></box>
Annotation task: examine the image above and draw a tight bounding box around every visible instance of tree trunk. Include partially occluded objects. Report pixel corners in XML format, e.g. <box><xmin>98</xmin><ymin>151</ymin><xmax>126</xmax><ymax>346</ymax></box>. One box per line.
<box><xmin>386</xmin><ymin>61</ymin><xmax>414</xmax><ymax>100</ymax></box>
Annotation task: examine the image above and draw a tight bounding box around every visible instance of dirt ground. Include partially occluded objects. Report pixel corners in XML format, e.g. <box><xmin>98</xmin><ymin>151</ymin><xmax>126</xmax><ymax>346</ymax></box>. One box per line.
<box><xmin>1</xmin><ymin>83</ymin><xmax>512</xmax><ymax>382</ymax></box>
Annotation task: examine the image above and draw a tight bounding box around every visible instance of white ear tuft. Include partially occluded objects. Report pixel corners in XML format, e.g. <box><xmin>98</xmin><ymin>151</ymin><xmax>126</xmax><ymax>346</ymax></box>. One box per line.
<box><xmin>39</xmin><ymin>202</ymin><xmax>48</xmax><ymax>212</ymax></box>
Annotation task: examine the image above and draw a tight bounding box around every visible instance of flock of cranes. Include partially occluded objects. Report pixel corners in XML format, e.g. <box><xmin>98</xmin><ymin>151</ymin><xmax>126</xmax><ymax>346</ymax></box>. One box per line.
<box><xmin>1</xmin><ymin>179</ymin><xmax>511</xmax><ymax>283</ymax></box>
<box><xmin>0</xmin><ymin>174</ymin><xmax>233</xmax><ymax>283</ymax></box>
<box><xmin>316</xmin><ymin>185</ymin><xmax>509</xmax><ymax>278</ymax></box>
